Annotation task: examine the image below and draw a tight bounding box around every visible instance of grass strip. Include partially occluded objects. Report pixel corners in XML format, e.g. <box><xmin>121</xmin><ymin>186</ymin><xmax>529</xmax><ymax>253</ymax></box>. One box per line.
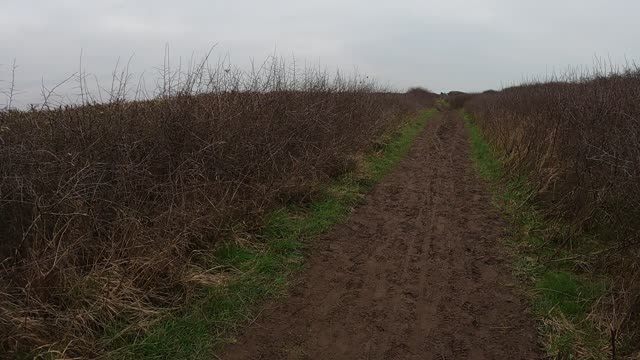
<box><xmin>109</xmin><ymin>109</ymin><xmax>437</xmax><ymax>359</ymax></box>
<box><xmin>461</xmin><ymin>111</ymin><xmax>629</xmax><ymax>359</ymax></box>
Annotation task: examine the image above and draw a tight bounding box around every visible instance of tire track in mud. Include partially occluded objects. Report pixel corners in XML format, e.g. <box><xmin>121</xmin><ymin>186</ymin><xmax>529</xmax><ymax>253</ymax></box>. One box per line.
<box><xmin>221</xmin><ymin>111</ymin><xmax>540</xmax><ymax>359</ymax></box>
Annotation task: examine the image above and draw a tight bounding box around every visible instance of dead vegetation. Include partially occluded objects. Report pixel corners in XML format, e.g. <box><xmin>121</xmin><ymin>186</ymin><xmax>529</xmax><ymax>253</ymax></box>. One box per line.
<box><xmin>464</xmin><ymin>67</ymin><xmax>640</xmax><ymax>357</ymax></box>
<box><xmin>0</xmin><ymin>56</ymin><xmax>436</xmax><ymax>358</ymax></box>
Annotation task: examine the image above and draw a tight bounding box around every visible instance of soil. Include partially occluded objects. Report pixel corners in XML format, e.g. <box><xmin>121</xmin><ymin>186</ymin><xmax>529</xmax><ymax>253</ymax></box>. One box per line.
<box><xmin>220</xmin><ymin>111</ymin><xmax>541</xmax><ymax>359</ymax></box>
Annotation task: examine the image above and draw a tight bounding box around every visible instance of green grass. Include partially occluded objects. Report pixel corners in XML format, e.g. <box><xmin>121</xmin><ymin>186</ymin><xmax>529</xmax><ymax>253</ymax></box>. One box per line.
<box><xmin>108</xmin><ymin>109</ymin><xmax>437</xmax><ymax>359</ymax></box>
<box><xmin>462</xmin><ymin>111</ymin><xmax>615</xmax><ymax>359</ymax></box>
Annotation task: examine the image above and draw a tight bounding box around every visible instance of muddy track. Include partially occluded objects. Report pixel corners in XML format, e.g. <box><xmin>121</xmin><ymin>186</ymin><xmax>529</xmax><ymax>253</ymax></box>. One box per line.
<box><xmin>221</xmin><ymin>111</ymin><xmax>540</xmax><ymax>359</ymax></box>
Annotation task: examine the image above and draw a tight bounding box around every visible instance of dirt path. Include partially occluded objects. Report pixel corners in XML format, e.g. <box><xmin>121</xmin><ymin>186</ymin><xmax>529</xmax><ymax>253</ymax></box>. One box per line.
<box><xmin>221</xmin><ymin>111</ymin><xmax>540</xmax><ymax>359</ymax></box>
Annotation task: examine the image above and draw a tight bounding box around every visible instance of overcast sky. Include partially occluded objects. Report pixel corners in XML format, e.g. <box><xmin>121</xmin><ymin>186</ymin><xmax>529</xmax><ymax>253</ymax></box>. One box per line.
<box><xmin>2</xmin><ymin>0</ymin><xmax>639</xmax><ymax>107</ymax></box>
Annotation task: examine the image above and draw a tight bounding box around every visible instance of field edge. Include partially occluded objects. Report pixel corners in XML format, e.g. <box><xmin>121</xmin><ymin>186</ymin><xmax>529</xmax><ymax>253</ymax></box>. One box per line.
<box><xmin>461</xmin><ymin>110</ymin><xmax>628</xmax><ymax>359</ymax></box>
<box><xmin>107</xmin><ymin>109</ymin><xmax>438</xmax><ymax>359</ymax></box>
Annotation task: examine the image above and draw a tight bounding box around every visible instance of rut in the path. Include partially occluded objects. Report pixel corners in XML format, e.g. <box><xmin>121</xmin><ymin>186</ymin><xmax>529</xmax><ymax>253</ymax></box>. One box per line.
<box><xmin>221</xmin><ymin>111</ymin><xmax>540</xmax><ymax>360</ymax></box>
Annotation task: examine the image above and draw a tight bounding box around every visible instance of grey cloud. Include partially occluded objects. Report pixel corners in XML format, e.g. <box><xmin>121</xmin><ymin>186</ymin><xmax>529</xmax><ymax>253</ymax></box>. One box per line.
<box><xmin>2</xmin><ymin>0</ymin><xmax>639</xmax><ymax>107</ymax></box>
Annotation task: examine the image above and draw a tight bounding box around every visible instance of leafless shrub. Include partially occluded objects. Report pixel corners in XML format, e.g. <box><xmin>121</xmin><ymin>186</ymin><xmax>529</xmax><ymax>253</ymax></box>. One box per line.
<box><xmin>446</xmin><ymin>91</ymin><xmax>475</xmax><ymax>109</ymax></box>
<box><xmin>0</xmin><ymin>59</ymin><xmax>20</xmax><ymax>111</ymax></box>
<box><xmin>465</xmin><ymin>66</ymin><xmax>640</xmax><ymax>350</ymax></box>
<box><xmin>0</xmin><ymin>54</ymin><xmax>435</xmax><ymax>358</ymax></box>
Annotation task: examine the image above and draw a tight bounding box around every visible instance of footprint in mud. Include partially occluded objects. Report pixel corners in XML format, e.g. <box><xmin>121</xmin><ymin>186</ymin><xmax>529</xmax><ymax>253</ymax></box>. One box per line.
<box><xmin>402</xmin><ymin>290</ymin><xmax>418</xmax><ymax>305</ymax></box>
<box><xmin>461</xmin><ymin>301</ymin><xmax>474</xmax><ymax>313</ymax></box>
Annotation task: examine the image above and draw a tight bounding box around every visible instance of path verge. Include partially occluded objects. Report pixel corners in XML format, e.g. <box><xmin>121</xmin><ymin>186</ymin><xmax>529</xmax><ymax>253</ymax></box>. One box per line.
<box><xmin>109</xmin><ymin>109</ymin><xmax>437</xmax><ymax>359</ymax></box>
<box><xmin>463</xmin><ymin>111</ymin><xmax>628</xmax><ymax>358</ymax></box>
<box><xmin>220</xmin><ymin>110</ymin><xmax>540</xmax><ymax>359</ymax></box>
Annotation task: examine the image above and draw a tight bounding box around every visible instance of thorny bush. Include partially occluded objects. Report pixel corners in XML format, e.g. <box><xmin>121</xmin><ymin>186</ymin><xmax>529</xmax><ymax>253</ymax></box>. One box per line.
<box><xmin>0</xmin><ymin>57</ymin><xmax>436</xmax><ymax>357</ymax></box>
